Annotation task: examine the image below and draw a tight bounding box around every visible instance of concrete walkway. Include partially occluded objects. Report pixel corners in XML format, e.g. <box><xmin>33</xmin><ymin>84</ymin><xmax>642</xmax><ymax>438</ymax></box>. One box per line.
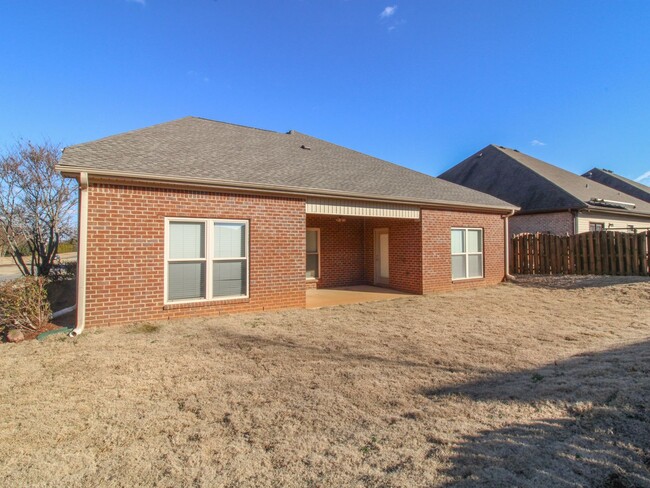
<box><xmin>306</xmin><ymin>285</ymin><xmax>416</xmax><ymax>309</ymax></box>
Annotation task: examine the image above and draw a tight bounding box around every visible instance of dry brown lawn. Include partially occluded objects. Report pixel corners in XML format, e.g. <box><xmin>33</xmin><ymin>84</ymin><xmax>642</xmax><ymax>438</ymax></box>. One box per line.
<box><xmin>2</xmin><ymin>276</ymin><xmax>650</xmax><ymax>487</ymax></box>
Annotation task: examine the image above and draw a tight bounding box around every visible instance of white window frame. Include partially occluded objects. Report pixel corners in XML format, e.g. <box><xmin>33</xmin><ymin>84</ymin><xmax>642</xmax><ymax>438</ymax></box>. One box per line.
<box><xmin>589</xmin><ymin>222</ymin><xmax>605</xmax><ymax>232</ymax></box>
<box><xmin>451</xmin><ymin>227</ymin><xmax>484</xmax><ymax>281</ymax></box>
<box><xmin>164</xmin><ymin>217</ymin><xmax>249</xmax><ymax>304</ymax></box>
<box><xmin>306</xmin><ymin>227</ymin><xmax>320</xmax><ymax>281</ymax></box>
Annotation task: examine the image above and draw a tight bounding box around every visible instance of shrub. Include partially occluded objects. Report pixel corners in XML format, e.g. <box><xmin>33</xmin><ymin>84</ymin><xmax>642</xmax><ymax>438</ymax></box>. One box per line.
<box><xmin>0</xmin><ymin>277</ymin><xmax>51</xmax><ymax>331</ymax></box>
<box><xmin>49</xmin><ymin>261</ymin><xmax>77</xmax><ymax>282</ymax></box>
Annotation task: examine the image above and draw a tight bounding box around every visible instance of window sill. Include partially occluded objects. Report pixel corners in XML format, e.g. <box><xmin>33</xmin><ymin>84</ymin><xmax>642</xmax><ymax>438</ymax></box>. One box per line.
<box><xmin>306</xmin><ymin>278</ymin><xmax>319</xmax><ymax>283</ymax></box>
<box><xmin>163</xmin><ymin>296</ymin><xmax>250</xmax><ymax>310</ymax></box>
<box><xmin>451</xmin><ymin>276</ymin><xmax>485</xmax><ymax>283</ymax></box>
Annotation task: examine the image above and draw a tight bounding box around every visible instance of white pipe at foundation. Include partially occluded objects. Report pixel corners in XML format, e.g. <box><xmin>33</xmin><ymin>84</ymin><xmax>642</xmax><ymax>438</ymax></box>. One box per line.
<box><xmin>503</xmin><ymin>209</ymin><xmax>516</xmax><ymax>281</ymax></box>
<box><xmin>69</xmin><ymin>172</ymin><xmax>89</xmax><ymax>337</ymax></box>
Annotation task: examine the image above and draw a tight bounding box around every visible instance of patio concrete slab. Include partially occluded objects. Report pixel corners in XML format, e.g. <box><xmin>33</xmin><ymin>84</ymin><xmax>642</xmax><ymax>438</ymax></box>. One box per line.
<box><xmin>306</xmin><ymin>285</ymin><xmax>416</xmax><ymax>309</ymax></box>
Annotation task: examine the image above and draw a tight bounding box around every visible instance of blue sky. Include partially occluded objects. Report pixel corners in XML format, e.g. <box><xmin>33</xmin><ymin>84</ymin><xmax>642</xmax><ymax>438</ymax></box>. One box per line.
<box><xmin>1</xmin><ymin>1</ymin><xmax>650</xmax><ymax>184</ymax></box>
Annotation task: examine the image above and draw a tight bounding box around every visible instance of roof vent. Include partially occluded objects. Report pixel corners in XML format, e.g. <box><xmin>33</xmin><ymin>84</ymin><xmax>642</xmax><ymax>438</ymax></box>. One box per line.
<box><xmin>300</xmin><ymin>145</ymin><xmax>311</xmax><ymax>150</ymax></box>
<box><xmin>588</xmin><ymin>198</ymin><xmax>636</xmax><ymax>210</ymax></box>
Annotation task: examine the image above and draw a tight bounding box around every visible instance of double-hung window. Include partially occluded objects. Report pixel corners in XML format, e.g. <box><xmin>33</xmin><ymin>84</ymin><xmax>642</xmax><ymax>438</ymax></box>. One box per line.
<box><xmin>166</xmin><ymin>218</ymin><xmax>249</xmax><ymax>303</ymax></box>
<box><xmin>451</xmin><ymin>228</ymin><xmax>483</xmax><ymax>280</ymax></box>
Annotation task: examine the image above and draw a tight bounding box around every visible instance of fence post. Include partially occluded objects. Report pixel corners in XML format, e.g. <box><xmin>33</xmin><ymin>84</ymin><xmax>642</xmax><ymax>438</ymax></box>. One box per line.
<box><xmin>639</xmin><ymin>230</ymin><xmax>650</xmax><ymax>276</ymax></box>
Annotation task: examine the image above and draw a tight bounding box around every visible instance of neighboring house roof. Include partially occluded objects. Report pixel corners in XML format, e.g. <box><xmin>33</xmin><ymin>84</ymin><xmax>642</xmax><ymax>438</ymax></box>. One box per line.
<box><xmin>57</xmin><ymin>116</ymin><xmax>515</xmax><ymax>211</ymax></box>
<box><xmin>438</xmin><ymin>144</ymin><xmax>650</xmax><ymax>217</ymax></box>
<box><xmin>582</xmin><ymin>168</ymin><xmax>650</xmax><ymax>204</ymax></box>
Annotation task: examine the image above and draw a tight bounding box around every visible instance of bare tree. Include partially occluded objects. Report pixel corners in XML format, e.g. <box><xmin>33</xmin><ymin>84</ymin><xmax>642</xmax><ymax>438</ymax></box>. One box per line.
<box><xmin>0</xmin><ymin>141</ymin><xmax>77</xmax><ymax>276</ymax></box>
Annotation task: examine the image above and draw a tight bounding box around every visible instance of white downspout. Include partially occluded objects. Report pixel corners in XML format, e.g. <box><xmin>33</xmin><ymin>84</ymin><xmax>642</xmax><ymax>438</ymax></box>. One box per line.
<box><xmin>69</xmin><ymin>172</ymin><xmax>89</xmax><ymax>337</ymax></box>
<box><xmin>503</xmin><ymin>209</ymin><xmax>516</xmax><ymax>281</ymax></box>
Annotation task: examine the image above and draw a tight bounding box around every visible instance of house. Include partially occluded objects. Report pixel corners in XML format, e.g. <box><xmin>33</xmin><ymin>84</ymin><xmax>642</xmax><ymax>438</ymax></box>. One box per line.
<box><xmin>57</xmin><ymin>117</ymin><xmax>516</xmax><ymax>332</ymax></box>
<box><xmin>439</xmin><ymin>144</ymin><xmax>650</xmax><ymax>235</ymax></box>
<box><xmin>583</xmin><ymin>168</ymin><xmax>650</xmax><ymax>204</ymax></box>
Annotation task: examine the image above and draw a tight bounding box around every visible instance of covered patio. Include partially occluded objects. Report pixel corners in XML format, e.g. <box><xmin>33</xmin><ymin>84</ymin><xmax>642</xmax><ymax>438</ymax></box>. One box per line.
<box><xmin>305</xmin><ymin>284</ymin><xmax>416</xmax><ymax>309</ymax></box>
<box><xmin>305</xmin><ymin>197</ymin><xmax>423</xmax><ymax>296</ymax></box>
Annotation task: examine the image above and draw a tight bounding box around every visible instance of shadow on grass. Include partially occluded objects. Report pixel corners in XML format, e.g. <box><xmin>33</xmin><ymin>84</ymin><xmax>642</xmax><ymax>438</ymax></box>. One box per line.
<box><xmin>213</xmin><ymin>328</ymin><xmax>437</xmax><ymax>369</ymax></box>
<box><xmin>423</xmin><ymin>340</ymin><xmax>650</xmax><ymax>487</ymax></box>
<box><xmin>510</xmin><ymin>274</ymin><xmax>650</xmax><ymax>290</ymax></box>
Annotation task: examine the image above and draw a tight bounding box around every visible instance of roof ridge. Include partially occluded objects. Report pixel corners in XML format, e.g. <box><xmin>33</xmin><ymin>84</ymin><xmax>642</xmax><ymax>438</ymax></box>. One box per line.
<box><xmin>64</xmin><ymin>116</ymin><xmax>284</xmax><ymax>151</ymax></box>
<box><xmin>187</xmin><ymin>116</ymin><xmax>282</xmax><ymax>135</ymax></box>
<box><xmin>489</xmin><ymin>145</ymin><xmax>587</xmax><ymax>210</ymax></box>
<box><xmin>63</xmin><ymin>117</ymin><xmax>196</xmax><ymax>151</ymax></box>
<box><xmin>493</xmin><ymin>146</ymin><xmax>650</xmax><ymax>211</ymax></box>
<box><xmin>589</xmin><ymin>167</ymin><xmax>650</xmax><ymax>190</ymax></box>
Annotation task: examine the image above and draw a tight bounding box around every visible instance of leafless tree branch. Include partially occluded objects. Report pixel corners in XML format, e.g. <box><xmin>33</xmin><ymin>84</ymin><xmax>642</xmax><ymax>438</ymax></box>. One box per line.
<box><xmin>0</xmin><ymin>141</ymin><xmax>77</xmax><ymax>277</ymax></box>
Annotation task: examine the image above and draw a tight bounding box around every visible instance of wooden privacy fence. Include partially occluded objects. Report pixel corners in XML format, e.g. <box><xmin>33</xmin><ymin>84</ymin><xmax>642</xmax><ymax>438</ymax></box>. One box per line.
<box><xmin>511</xmin><ymin>231</ymin><xmax>650</xmax><ymax>276</ymax></box>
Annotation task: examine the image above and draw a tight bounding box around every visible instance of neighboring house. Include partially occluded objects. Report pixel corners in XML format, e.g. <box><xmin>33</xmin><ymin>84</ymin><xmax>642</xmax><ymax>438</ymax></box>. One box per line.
<box><xmin>439</xmin><ymin>144</ymin><xmax>650</xmax><ymax>236</ymax></box>
<box><xmin>583</xmin><ymin>168</ymin><xmax>650</xmax><ymax>204</ymax></box>
<box><xmin>57</xmin><ymin>117</ymin><xmax>516</xmax><ymax>330</ymax></box>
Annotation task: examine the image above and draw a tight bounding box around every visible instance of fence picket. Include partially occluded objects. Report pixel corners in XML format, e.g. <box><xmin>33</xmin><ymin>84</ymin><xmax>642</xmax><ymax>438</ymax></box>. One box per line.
<box><xmin>608</xmin><ymin>232</ymin><xmax>616</xmax><ymax>275</ymax></box>
<box><xmin>641</xmin><ymin>232</ymin><xmax>649</xmax><ymax>276</ymax></box>
<box><xmin>511</xmin><ymin>231</ymin><xmax>648</xmax><ymax>277</ymax></box>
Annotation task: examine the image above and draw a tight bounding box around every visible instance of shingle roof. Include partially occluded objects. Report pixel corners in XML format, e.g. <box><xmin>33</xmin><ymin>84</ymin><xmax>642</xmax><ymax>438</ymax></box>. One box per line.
<box><xmin>582</xmin><ymin>168</ymin><xmax>650</xmax><ymax>204</ymax></box>
<box><xmin>439</xmin><ymin>145</ymin><xmax>650</xmax><ymax>217</ymax></box>
<box><xmin>58</xmin><ymin>116</ymin><xmax>515</xmax><ymax>211</ymax></box>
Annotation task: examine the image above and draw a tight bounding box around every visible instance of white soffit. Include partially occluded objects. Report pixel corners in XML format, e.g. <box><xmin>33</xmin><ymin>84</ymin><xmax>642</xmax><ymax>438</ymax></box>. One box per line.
<box><xmin>306</xmin><ymin>198</ymin><xmax>420</xmax><ymax>219</ymax></box>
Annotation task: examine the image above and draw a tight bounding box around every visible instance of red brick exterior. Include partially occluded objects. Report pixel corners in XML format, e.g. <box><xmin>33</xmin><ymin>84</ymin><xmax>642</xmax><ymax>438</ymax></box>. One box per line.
<box><xmin>306</xmin><ymin>215</ymin><xmax>365</xmax><ymax>288</ymax></box>
<box><xmin>363</xmin><ymin>218</ymin><xmax>423</xmax><ymax>294</ymax></box>
<box><xmin>82</xmin><ymin>182</ymin><xmax>508</xmax><ymax>327</ymax></box>
<box><xmin>509</xmin><ymin>211</ymin><xmax>575</xmax><ymax>236</ymax></box>
<box><xmin>84</xmin><ymin>182</ymin><xmax>306</xmax><ymax>327</ymax></box>
<box><xmin>306</xmin><ymin>211</ymin><xmax>505</xmax><ymax>295</ymax></box>
<box><xmin>421</xmin><ymin>209</ymin><xmax>506</xmax><ymax>292</ymax></box>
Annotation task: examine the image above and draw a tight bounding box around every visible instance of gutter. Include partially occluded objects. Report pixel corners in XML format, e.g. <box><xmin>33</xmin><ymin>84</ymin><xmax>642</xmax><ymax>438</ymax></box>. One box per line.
<box><xmin>69</xmin><ymin>172</ymin><xmax>88</xmax><ymax>337</ymax></box>
<box><xmin>580</xmin><ymin>206</ymin><xmax>650</xmax><ymax>219</ymax></box>
<box><xmin>55</xmin><ymin>165</ymin><xmax>518</xmax><ymax>214</ymax></box>
<box><xmin>503</xmin><ymin>209</ymin><xmax>516</xmax><ymax>280</ymax></box>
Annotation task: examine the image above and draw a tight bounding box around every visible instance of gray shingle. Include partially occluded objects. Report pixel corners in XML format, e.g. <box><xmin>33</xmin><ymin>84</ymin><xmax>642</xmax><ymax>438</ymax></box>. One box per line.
<box><xmin>58</xmin><ymin>117</ymin><xmax>515</xmax><ymax>210</ymax></box>
<box><xmin>583</xmin><ymin>168</ymin><xmax>650</xmax><ymax>203</ymax></box>
<box><xmin>439</xmin><ymin>145</ymin><xmax>650</xmax><ymax>216</ymax></box>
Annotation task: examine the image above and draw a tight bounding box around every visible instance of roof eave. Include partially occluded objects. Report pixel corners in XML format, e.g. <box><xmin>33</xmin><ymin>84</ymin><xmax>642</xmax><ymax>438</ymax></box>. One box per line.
<box><xmin>56</xmin><ymin>165</ymin><xmax>519</xmax><ymax>213</ymax></box>
<box><xmin>581</xmin><ymin>205</ymin><xmax>650</xmax><ymax>219</ymax></box>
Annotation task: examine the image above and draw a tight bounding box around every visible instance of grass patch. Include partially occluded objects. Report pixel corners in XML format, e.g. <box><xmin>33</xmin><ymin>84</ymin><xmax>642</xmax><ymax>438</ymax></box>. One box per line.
<box><xmin>1</xmin><ymin>275</ymin><xmax>649</xmax><ymax>487</ymax></box>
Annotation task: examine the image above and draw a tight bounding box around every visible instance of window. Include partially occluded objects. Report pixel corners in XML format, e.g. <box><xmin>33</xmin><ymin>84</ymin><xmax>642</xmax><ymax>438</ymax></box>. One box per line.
<box><xmin>306</xmin><ymin>228</ymin><xmax>320</xmax><ymax>279</ymax></box>
<box><xmin>166</xmin><ymin>218</ymin><xmax>248</xmax><ymax>302</ymax></box>
<box><xmin>589</xmin><ymin>222</ymin><xmax>605</xmax><ymax>232</ymax></box>
<box><xmin>451</xmin><ymin>228</ymin><xmax>483</xmax><ymax>280</ymax></box>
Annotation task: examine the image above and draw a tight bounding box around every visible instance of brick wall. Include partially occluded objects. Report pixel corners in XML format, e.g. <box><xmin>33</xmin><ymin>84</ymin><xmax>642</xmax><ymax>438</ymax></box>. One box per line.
<box><xmin>363</xmin><ymin>218</ymin><xmax>423</xmax><ymax>294</ymax></box>
<box><xmin>304</xmin><ymin>211</ymin><xmax>505</xmax><ymax>295</ymax></box>
<box><xmin>421</xmin><ymin>209</ymin><xmax>505</xmax><ymax>292</ymax></box>
<box><xmin>83</xmin><ymin>182</ymin><xmax>508</xmax><ymax>327</ymax></box>
<box><xmin>509</xmin><ymin>212</ymin><xmax>574</xmax><ymax>236</ymax></box>
<box><xmin>306</xmin><ymin>215</ymin><xmax>365</xmax><ymax>288</ymax></box>
<box><xmin>84</xmin><ymin>182</ymin><xmax>306</xmax><ymax>327</ymax></box>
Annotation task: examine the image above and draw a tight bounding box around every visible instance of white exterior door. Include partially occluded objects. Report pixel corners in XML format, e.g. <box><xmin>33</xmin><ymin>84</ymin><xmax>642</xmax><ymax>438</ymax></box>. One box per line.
<box><xmin>374</xmin><ymin>228</ymin><xmax>389</xmax><ymax>285</ymax></box>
